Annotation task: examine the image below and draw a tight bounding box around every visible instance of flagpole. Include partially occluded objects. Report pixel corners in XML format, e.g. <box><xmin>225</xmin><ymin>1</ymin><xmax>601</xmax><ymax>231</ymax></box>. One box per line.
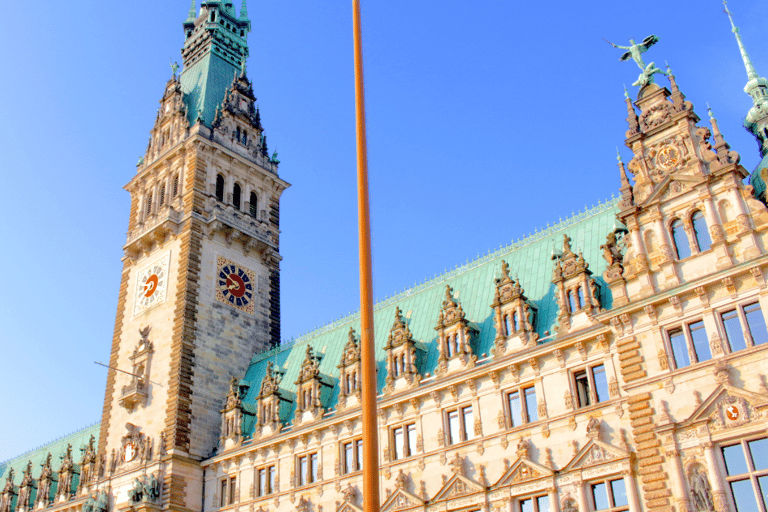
<box><xmin>352</xmin><ymin>1</ymin><xmax>380</xmax><ymax>512</ymax></box>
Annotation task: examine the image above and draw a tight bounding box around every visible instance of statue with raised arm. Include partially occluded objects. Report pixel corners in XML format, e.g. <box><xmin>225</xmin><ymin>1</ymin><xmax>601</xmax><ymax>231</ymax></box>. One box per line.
<box><xmin>606</xmin><ymin>35</ymin><xmax>668</xmax><ymax>87</ymax></box>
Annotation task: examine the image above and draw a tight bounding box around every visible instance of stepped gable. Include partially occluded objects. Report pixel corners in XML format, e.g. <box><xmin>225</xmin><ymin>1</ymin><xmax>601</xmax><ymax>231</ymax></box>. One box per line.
<box><xmin>238</xmin><ymin>200</ymin><xmax>619</xmax><ymax>433</ymax></box>
<box><xmin>0</xmin><ymin>424</ymin><xmax>100</xmax><ymax>498</ymax></box>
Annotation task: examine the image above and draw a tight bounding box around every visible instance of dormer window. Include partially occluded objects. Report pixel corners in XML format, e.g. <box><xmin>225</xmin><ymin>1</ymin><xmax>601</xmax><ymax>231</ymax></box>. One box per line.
<box><xmin>337</xmin><ymin>328</ymin><xmax>361</xmax><ymax>408</ymax></box>
<box><xmin>491</xmin><ymin>260</ymin><xmax>538</xmax><ymax>356</ymax></box>
<box><xmin>435</xmin><ymin>286</ymin><xmax>477</xmax><ymax>377</ymax></box>
<box><xmin>383</xmin><ymin>308</ymin><xmax>422</xmax><ymax>394</ymax></box>
<box><xmin>551</xmin><ymin>234</ymin><xmax>601</xmax><ymax>331</ymax></box>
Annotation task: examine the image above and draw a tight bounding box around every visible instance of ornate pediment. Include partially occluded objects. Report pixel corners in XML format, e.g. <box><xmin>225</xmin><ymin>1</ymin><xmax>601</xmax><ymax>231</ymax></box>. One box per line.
<box><xmin>259</xmin><ymin>362</ymin><xmax>283</xmax><ymax>398</ymax></box>
<box><xmin>492</xmin><ymin>260</ymin><xmax>527</xmax><ymax>307</ymax></box>
<box><xmin>431</xmin><ymin>473</ymin><xmax>484</xmax><ymax>502</ymax></box>
<box><xmin>680</xmin><ymin>383</ymin><xmax>767</xmax><ymax>431</ymax></box>
<box><xmin>339</xmin><ymin>328</ymin><xmax>361</xmax><ymax>368</ymax></box>
<box><xmin>295</xmin><ymin>346</ymin><xmax>322</xmax><ymax>385</ymax></box>
<box><xmin>336</xmin><ymin>502</ymin><xmax>363</xmax><ymax>512</ymax></box>
<box><xmin>552</xmin><ymin>235</ymin><xmax>590</xmax><ymax>282</ymax></box>
<box><xmin>386</xmin><ymin>307</ymin><xmax>415</xmax><ymax>350</ymax></box>
<box><xmin>563</xmin><ymin>439</ymin><xmax>629</xmax><ymax>472</ymax></box>
<box><xmin>637</xmin><ymin>172</ymin><xmax>706</xmax><ymax>208</ymax></box>
<box><xmin>381</xmin><ymin>488</ymin><xmax>424</xmax><ymax>512</ymax></box>
<box><xmin>493</xmin><ymin>458</ymin><xmax>553</xmax><ymax>488</ymax></box>
<box><xmin>436</xmin><ymin>286</ymin><xmax>467</xmax><ymax>329</ymax></box>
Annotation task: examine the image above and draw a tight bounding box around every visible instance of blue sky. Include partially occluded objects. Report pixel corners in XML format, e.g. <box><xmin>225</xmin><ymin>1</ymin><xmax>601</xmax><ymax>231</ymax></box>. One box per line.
<box><xmin>0</xmin><ymin>0</ymin><xmax>765</xmax><ymax>462</ymax></box>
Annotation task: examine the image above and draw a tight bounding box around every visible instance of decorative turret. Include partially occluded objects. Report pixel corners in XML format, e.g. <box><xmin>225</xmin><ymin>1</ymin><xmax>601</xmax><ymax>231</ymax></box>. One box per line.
<box><xmin>383</xmin><ymin>308</ymin><xmax>422</xmax><ymax>393</ymax></box>
<box><xmin>255</xmin><ymin>362</ymin><xmax>288</xmax><ymax>437</ymax></box>
<box><xmin>219</xmin><ymin>377</ymin><xmax>250</xmax><ymax>449</ymax></box>
<box><xmin>490</xmin><ymin>260</ymin><xmax>537</xmax><ymax>357</ymax></box>
<box><xmin>337</xmin><ymin>328</ymin><xmax>362</xmax><ymax>407</ymax></box>
<box><xmin>434</xmin><ymin>286</ymin><xmax>477</xmax><ymax>377</ymax></box>
<box><xmin>293</xmin><ymin>346</ymin><xmax>329</xmax><ymax>424</ymax></box>
<box><xmin>551</xmin><ymin>234</ymin><xmax>601</xmax><ymax>330</ymax></box>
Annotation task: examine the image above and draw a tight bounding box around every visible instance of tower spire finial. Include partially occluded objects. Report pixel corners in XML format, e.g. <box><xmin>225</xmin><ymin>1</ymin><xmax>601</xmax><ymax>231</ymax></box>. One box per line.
<box><xmin>723</xmin><ymin>0</ymin><xmax>759</xmax><ymax>82</ymax></box>
<box><xmin>187</xmin><ymin>0</ymin><xmax>196</xmax><ymax>22</ymax></box>
<box><xmin>240</xmin><ymin>0</ymin><xmax>249</xmax><ymax>20</ymax></box>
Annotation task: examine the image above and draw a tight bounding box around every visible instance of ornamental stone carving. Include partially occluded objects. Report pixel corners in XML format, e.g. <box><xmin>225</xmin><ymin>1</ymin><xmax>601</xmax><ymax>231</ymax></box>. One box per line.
<box><xmin>552</xmin><ymin>235</ymin><xmax>601</xmax><ymax>330</ymax></box>
<box><xmin>16</xmin><ymin>462</ymin><xmax>33</xmax><ymax>512</ymax></box>
<box><xmin>36</xmin><ymin>454</ymin><xmax>53</xmax><ymax>507</ymax></box>
<box><xmin>338</xmin><ymin>328</ymin><xmax>362</xmax><ymax>407</ymax></box>
<box><xmin>384</xmin><ymin>309</ymin><xmax>422</xmax><ymax>393</ymax></box>
<box><xmin>294</xmin><ymin>346</ymin><xmax>327</xmax><ymax>422</ymax></box>
<box><xmin>491</xmin><ymin>260</ymin><xmax>538</xmax><ymax>356</ymax></box>
<box><xmin>435</xmin><ymin>286</ymin><xmax>477</xmax><ymax>376</ymax></box>
<box><xmin>688</xmin><ymin>464</ymin><xmax>714</xmax><ymax>512</ymax></box>
<box><xmin>57</xmin><ymin>444</ymin><xmax>74</xmax><ymax>500</ymax></box>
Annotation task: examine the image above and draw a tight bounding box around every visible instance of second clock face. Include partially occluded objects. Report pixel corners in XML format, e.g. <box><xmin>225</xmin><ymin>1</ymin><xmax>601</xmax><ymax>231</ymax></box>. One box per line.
<box><xmin>215</xmin><ymin>256</ymin><xmax>255</xmax><ymax>314</ymax></box>
<box><xmin>134</xmin><ymin>253</ymin><xmax>171</xmax><ymax>316</ymax></box>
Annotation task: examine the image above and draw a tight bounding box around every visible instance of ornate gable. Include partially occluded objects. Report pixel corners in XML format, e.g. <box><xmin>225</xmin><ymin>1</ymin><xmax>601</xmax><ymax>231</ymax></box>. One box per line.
<box><xmin>294</xmin><ymin>346</ymin><xmax>327</xmax><ymax>424</ymax></box>
<box><xmin>492</xmin><ymin>458</ymin><xmax>553</xmax><ymax>488</ymax></box>
<box><xmin>381</xmin><ymin>488</ymin><xmax>424</xmax><ymax>512</ymax></box>
<box><xmin>552</xmin><ymin>234</ymin><xmax>601</xmax><ymax>331</ymax></box>
<box><xmin>680</xmin><ymin>382</ymin><xmax>768</xmax><ymax>432</ymax></box>
<box><xmin>430</xmin><ymin>473</ymin><xmax>485</xmax><ymax>503</ymax></box>
<box><xmin>384</xmin><ymin>308</ymin><xmax>421</xmax><ymax>393</ymax></box>
<box><xmin>491</xmin><ymin>260</ymin><xmax>538</xmax><ymax>356</ymax></box>
<box><xmin>220</xmin><ymin>377</ymin><xmax>250</xmax><ymax>449</ymax></box>
<box><xmin>142</xmin><ymin>74</ymin><xmax>188</xmax><ymax>168</ymax></box>
<box><xmin>563</xmin><ymin>439</ymin><xmax>630</xmax><ymax>472</ymax></box>
<box><xmin>255</xmin><ymin>362</ymin><xmax>287</xmax><ymax>436</ymax></box>
<box><xmin>337</xmin><ymin>328</ymin><xmax>362</xmax><ymax>409</ymax></box>
<box><xmin>435</xmin><ymin>286</ymin><xmax>477</xmax><ymax>377</ymax></box>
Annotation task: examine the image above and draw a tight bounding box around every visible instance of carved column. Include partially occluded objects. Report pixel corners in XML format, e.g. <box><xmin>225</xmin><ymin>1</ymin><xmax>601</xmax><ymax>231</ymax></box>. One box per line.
<box><xmin>548</xmin><ymin>488</ymin><xmax>560</xmax><ymax>512</ymax></box>
<box><xmin>623</xmin><ymin>470</ymin><xmax>642</xmax><ymax>512</ymax></box>
<box><xmin>666</xmin><ymin>450</ymin><xmax>692</xmax><ymax>512</ymax></box>
<box><xmin>726</xmin><ymin>186</ymin><xmax>760</xmax><ymax>259</ymax></box>
<box><xmin>576</xmin><ymin>480</ymin><xmax>588</xmax><ymax>512</ymax></box>
<box><xmin>703</xmin><ymin>443</ymin><xmax>729</xmax><ymax>512</ymax></box>
<box><xmin>702</xmin><ymin>195</ymin><xmax>732</xmax><ymax>268</ymax></box>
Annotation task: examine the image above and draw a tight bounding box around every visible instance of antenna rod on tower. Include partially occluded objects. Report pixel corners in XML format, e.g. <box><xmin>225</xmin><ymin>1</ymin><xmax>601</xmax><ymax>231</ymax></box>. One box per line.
<box><xmin>352</xmin><ymin>1</ymin><xmax>380</xmax><ymax>512</ymax></box>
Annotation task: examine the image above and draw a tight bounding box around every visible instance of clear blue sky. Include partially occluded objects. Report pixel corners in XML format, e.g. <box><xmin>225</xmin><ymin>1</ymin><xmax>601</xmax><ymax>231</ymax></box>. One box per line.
<box><xmin>0</xmin><ymin>0</ymin><xmax>765</xmax><ymax>462</ymax></box>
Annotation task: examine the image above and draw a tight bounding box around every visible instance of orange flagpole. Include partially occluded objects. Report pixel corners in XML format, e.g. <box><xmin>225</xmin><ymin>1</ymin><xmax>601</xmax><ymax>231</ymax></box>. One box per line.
<box><xmin>352</xmin><ymin>1</ymin><xmax>380</xmax><ymax>512</ymax></box>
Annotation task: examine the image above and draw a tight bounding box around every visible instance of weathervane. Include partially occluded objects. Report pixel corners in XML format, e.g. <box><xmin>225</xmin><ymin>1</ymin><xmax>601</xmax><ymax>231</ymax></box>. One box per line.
<box><xmin>604</xmin><ymin>35</ymin><xmax>667</xmax><ymax>88</ymax></box>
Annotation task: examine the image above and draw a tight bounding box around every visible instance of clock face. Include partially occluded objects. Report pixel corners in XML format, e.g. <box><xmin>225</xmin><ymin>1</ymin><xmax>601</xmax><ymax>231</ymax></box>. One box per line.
<box><xmin>215</xmin><ymin>256</ymin><xmax>255</xmax><ymax>314</ymax></box>
<box><xmin>134</xmin><ymin>253</ymin><xmax>171</xmax><ymax>316</ymax></box>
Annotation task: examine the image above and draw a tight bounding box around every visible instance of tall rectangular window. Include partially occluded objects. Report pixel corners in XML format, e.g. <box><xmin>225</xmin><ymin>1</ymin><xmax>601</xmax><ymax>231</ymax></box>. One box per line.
<box><xmin>508</xmin><ymin>390</ymin><xmax>523</xmax><ymax>427</ymax></box>
<box><xmin>228</xmin><ymin>477</ymin><xmax>236</xmax><ymax>505</ymax></box>
<box><xmin>524</xmin><ymin>386</ymin><xmax>539</xmax><ymax>422</ymax></box>
<box><xmin>721</xmin><ymin>302</ymin><xmax>768</xmax><ymax>353</ymax></box>
<box><xmin>574</xmin><ymin>365</ymin><xmax>611</xmax><ymax>408</ymax></box>
<box><xmin>520</xmin><ymin>495</ymin><xmax>550</xmax><ymax>512</ymax></box>
<box><xmin>257</xmin><ymin>465</ymin><xmax>276</xmax><ymax>496</ymax></box>
<box><xmin>297</xmin><ymin>452</ymin><xmax>318</xmax><ymax>486</ymax></box>
<box><xmin>342</xmin><ymin>439</ymin><xmax>363</xmax><ymax>473</ymax></box>
<box><xmin>506</xmin><ymin>386</ymin><xmax>539</xmax><ymax>427</ymax></box>
<box><xmin>446</xmin><ymin>406</ymin><xmax>473</xmax><ymax>445</ymax></box>
<box><xmin>590</xmin><ymin>478</ymin><xmax>629</xmax><ymax>512</ymax></box>
<box><xmin>666</xmin><ymin>320</ymin><xmax>712</xmax><ymax>368</ymax></box>
<box><xmin>392</xmin><ymin>423</ymin><xmax>417</xmax><ymax>459</ymax></box>
<box><xmin>722</xmin><ymin>438</ymin><xmax>768</xmax><ymax>512</ymax></box>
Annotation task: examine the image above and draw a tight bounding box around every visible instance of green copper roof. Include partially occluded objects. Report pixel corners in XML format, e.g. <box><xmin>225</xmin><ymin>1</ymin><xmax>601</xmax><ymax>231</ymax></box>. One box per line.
<box><xmin>0</xmin><ymin>423</ymin><xmax>100</xmax><ymax>507</ymax></box>
<box><xmin>180</xmin><ymin>1</ymin><xmax>250</xmax><ymax>127</ymax></box>
<box><xmin>237</xmin><ymin>199</ymin><xmax>620</xmax><ymax>436</ymax></box>
<box><xmin>750</xmin><ymin>153</ymin><xmax>768</xmax><ymax>201</ymax></box>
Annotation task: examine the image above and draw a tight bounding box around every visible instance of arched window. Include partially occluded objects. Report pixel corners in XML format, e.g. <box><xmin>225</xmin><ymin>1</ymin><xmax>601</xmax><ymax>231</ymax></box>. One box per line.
<box><xmin>158</xmin><ymin>183</ymin><xmax>166</xmax><ymax>207</ymax></box>
<box><xmin>233</xmin><ymin>183</ymin><xmax>242</xmax><ymax>210</ymax></box>
<box><xmin>503</xmin><ymin>315</ymin><xmax>511</xmax><ymax>336</ymax></box>
<box><xmin>393</xmin><ymin>355</ymin><xmax>401</xmax><ymax>377</ymax></box>
<box><xmin>692</xmin><ymin>211</ymin><xmax>711</xmax><ymax>252</ymax></box>
<box><xmin>146</xmin><ymin>192</ymin><xmax>153</xmax><ymax>216</ymax></box>
<box><xmin>210</xmin><ymin>10</ymin><xmax>216</xmax><ymax>22</ymax></box>
<box><xmin>513</xmin><ymin>311</ymin><xmax>520</xmax><ymax>332</ymax></box>
<box><xmin>235</xmin><ymin>126</ymin><xmax>241</xmax><ymax>142</ymax></box>
<box><xmin>577</xmin><ymin>286</ymin><xmax>584</xmax><ymax>309</ymax></box>
<box><xmin>671</xmin><ymin>219</ymin><xmax>691</xmax><ymax>260</ymax></box>
<box><xmin>568</xmin><ymin>290</ymin><xmax>578</xmax><ymax>313</ymax></box>
<box><xmin>215</xmin><ymin>174</ymin><xmax>225</xmax><ymax>202</ymax></box>
<box><xmin>446</xmin><ymin>335</ymin><xmax>454</xmax><ymax>358</ymax></box>
<box><xmin>243</xmin><ymin>130</ymin><xmax>248</xmax><ymax>145</ymax></box>
<box><xmin>250</xmin><ymin>192</ymin><xmax>258</xmax><ymax>218</ymax></box>
<box><xmin>172</xmin><ymin>174</ymin><xmax>179</xmax><ymax>198</ymax></box>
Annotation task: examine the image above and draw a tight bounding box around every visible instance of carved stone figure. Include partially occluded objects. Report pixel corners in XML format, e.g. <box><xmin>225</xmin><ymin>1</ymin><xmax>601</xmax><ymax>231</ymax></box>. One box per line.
<box><xmin>0</xmin><ymin>469</ymin><xmax>14</xmax><ymax>512</ymax></box>
<box><xmin>58</xmin><ymin>444</ymin><xmax>74</xmax><ymax>499</ymax></box>
<box><xmin>143</xmin><ymin>474</ymin><xmax>161</xmax><ymax>502</ymax></box>
<box><xmin>562</xmin><ymin>498</ymin><xmax>578</xmax><ymax>512</ymax></box>
<box><xmin>586</xmin><ymin>416</ymin><xmax>602</xmax><ymax>440</ymax></box>
<box><xmin>94</xmin><ymin>490</ymin><xmax>109</xmax><ymax>512</ymax></box>
<box><xmin>37</xmin><ymin>454</ymin><xmax>53</xmax><ymax>507</ymax></box>
<box><xmin>128</xmin><ymin>478</ymin><xmax>144</xmax><ymax>504</ymax></box>
<box><xmin>16</xmin><ymin>461</ymin><xmax>34</xmax><ymax>511</ymax></box>
<box><xmin>450</xmin><ymin>453</ymin><xmax>464</xmax><ymax>476</ymax></box>
<box><xmin>689</xmin><ymin>466</ymin><xmax>714</xmax><ymax>512</ymax></box>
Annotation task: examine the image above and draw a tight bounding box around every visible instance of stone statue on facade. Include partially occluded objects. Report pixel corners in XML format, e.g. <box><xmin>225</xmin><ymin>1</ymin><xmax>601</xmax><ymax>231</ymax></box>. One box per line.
<box><xmin>0</xmin><ymin>469</ymin><xmax>14</xmax><ymax>512</ymax></box>
<box><xmin>688</xmin><ymin>466</ymin><xmax>714</xmax><ymax>512</ymax></box>
<box><xmin>128</xmin><ymin>479</ymin><xmax>143</xmax><ymax>504</ymax></box>
<box><xmin>143</xmin><ymin>473</ymin><xmax>161</xmax><ymax>502</ymax></box>
<box><xmin>57</xmin><ymin>444</ymin><xmax>74</xmax><ymax>500</ymax></box>
<box><xmin>93</xmin><ymin>490</ymin><xmax>109</xmax><ymax>512</ymax></box>
<box><xmin>607</xmin><ymin>35</ymin><xmax>668</xmax><ymax>87</ymax></box>
<box><xmin>16</xmin><ymin>461</ymin><xmax>34</xmax><ymax>511</ymax></box>
<box><xmin>37</xmin><ymin>454</ymin><xmax>53</xmax><ymax>507</ymax></box>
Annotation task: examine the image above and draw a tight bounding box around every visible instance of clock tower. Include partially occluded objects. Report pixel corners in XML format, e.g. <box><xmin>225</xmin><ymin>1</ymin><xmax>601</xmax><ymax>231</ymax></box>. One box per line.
<box><xmin>96</xmin><ymin>2</ymin><xmax>289</xmax><ymax>511</ymax></box>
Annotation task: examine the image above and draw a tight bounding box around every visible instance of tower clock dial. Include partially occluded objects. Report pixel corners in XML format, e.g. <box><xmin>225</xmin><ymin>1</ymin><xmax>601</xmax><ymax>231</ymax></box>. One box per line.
<box><xmin>134</xmin><ymin>253</ymin><xmax>171</xmax><ymax>316</ymax></box>
<box><xmin>215</xmin><ymin>256</ymin><xmax>255</xmax><ymax>314</ymax></box>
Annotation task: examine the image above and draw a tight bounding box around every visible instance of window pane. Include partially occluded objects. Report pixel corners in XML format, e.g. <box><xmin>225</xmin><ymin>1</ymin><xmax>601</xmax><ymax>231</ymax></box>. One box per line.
<box><xmin>344</xmin><ymin>442</ymin><xmax>354</xmax><ymax>472</ymax></box>
<box><xmin>575</xmin><ymin>371</ymin><xmax>590</xmax><ymax>407</ymax></box>
<box><xmin>692</xmin><ymin>212</ymin><xmax>711</xmax><ymax>252</ymax></box>
<box><xmin>723</xmin><ymin>445</ymin><xmax>750</xmax><ymax>476</ymax></box>
<box><xmin>356</xmin><ymin>440</ymin><xmax>363</xmax><ymax>471</ymax></box>
<box><xmin>569</xmin><ymin>291</ymin><xmax>578</xmax><ymax>313</ymax></box>
<box><xmin>525</xmin><ymin>387</ymin><xmax>538</xmax><ymax>422</ymax></box>
<box><xmin>463</xmin><ymin>407</ymin><xmax>474</xmax><ymax>441</ymax></box>
<box><xmin>521</xmin><ymin>499</ymin><xmax>533</xmax><ymax>512</ymax></box>
<box><xmin>749</xmin><ymin>439</ymin><xmax>768</xmax><ymax>471</ymax></box>
<box><xmin>508</xmin><ymin>391</ymin><xmax>523</xmax><ymax>427</ymax></box>
<box><xmin>672</xmin><ymin>221</ymin><xmax>691</xmax><ymax>259</ymax></box>
<box><xmin>731</xmin><ymin>479</ymin><xmax>760</xmax><ymax>512</ymax></box>
<box><xmin>592</xmin><ymin>483</ymin><xmax>609</xmax><ymax>511</ymax></box>
<box><xmin>611</xmin><ymin>479</ymin><xmax>628</xmax><ymax>507</ymax></box>
<box><xmin>722</xmin><ymin>310</ymin><xmax>747</xmax><ymax>352</ymax></box>
<box><xmin>268</xmin><ymin>466</ymin><xmax>276</xmax><ymax>494</ymax></box>
<box><xmin>669</xmin><ymin>329</ymin><xmax>691</xmax><ymax>368</ymax></box>
<box><xmin>447</xmin><ymin>411</ymin><xmax>460</xmax><ymax>445</ymax></box>
<box><xmin>758</xmin><ymin>475</ymin><xmax>768</xmax><ymax>511</ymax></box>
<box><xmin>259</xmin><ymin>469</ymin><xmax>266</xmax><ymax>496</ymax></box>
<box><xmin>537</xmin><ymin>495</ymin><xmax>550</xmax><ymax>512</ymax></box>
<box><xmin>744</xmin><ymin>303</ymin><xmax>768</xmax><ymax>346</ymax></box>
<box><xmin>592</xmin><ymin>365</ymin><xmax>609</xmax><ymax>403</ymax></box>
<box><xmin>407</xmin><ymin>424</ymin><xmax>418</xmax><ymax>456</ymax></box>
<box><xmin>310</xmin><ymin>453</ymin><xmax>318</xmax><ymax>482</ymax></box>
<box><xmin>299</xmin><ymin>457</ymin><xmax>307</xmax><ymax>485</ymax></box>
<box><xmin>394</xmin><ymin>427</ymin><xmax>404</xmax><ymax>460</ymax></box>
<box><xmin>689</xmin><ymin>321</ymin><xmax>711</xmax><ymax>362</ymax></box>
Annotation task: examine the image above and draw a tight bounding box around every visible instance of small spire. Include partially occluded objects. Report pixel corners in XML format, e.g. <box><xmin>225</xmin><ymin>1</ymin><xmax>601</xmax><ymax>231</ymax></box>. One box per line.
<box><xmin>623</xmin><ymin>84</ymin><xmax>629</xmax><ymax>99</ymax></box>
<box><xmin>240</xmin><ymin>0</ymin><xmax>249</xmax><ymax>20</ymax></box>
<box><xmin>186</xmin><ymin>0</ymin><xmax>196</xmax><ymax>22</ymax></box>
<box><xmin>617</xmin><ymin>147</ymin><xmax>634</xmax><ymax>208</ymax></box>
<box><xmin>624</xmin><ymin>86</ymin><xmax>640</xmax><ymax>136</ymax></box>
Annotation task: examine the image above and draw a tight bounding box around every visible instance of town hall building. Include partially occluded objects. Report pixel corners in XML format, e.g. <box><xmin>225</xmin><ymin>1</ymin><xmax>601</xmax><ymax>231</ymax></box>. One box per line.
<box><xmin>2</xmin><ymin>4</ymin><xmax>768</xmax><ymax>512</ymax></box>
